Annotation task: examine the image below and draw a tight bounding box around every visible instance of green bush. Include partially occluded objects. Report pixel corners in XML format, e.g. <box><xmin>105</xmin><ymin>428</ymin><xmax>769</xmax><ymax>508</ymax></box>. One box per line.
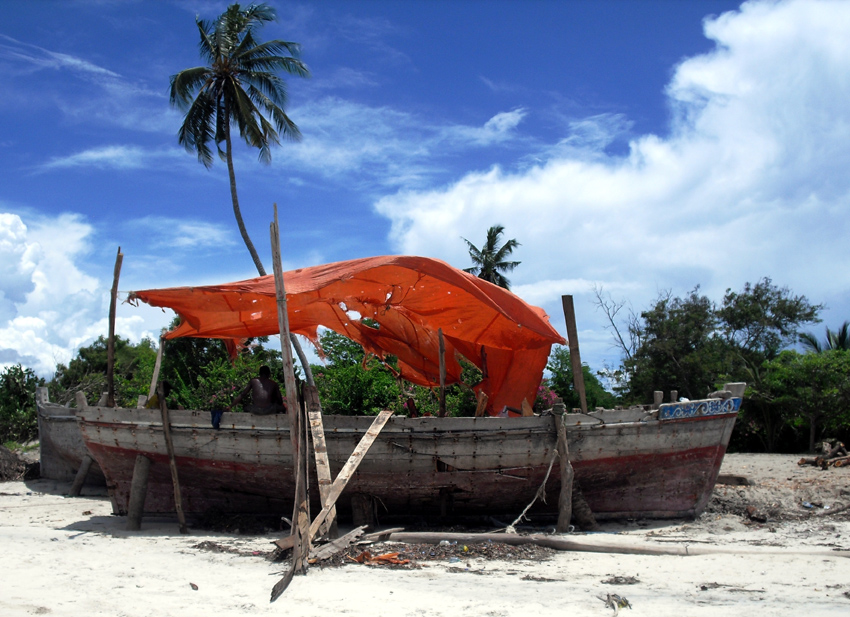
<box><xmin>0</xmin><ymin>364</ymin><xmax>43</xmax><ymax>444</ymax></box>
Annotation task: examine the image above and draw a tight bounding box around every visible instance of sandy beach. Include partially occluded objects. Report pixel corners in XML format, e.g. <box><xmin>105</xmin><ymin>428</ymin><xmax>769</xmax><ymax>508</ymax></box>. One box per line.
<box><xmin>2</xmin><ymin>453</ymin><xmax>848</xmax><ymax>616</ymax></box>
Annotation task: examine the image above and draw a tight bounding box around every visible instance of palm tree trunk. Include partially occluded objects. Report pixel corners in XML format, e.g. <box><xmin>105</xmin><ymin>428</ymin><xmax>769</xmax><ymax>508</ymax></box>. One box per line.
<box><xmin>224</xmin><ymin>122</ymin><xmax>315</xmax><ymax>386</ymax></box>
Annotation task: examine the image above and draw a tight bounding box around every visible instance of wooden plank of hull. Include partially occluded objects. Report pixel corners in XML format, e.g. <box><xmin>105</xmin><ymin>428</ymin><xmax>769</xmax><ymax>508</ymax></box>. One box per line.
<box><xmin>37</xmin><ymin>402</ymin><xmax>105</xmax><ymax>485</ymax></box>
<box><xmin>78</xmin><ymin>405</ymin><xmax>738</xmax><ymax>520</ymax></box>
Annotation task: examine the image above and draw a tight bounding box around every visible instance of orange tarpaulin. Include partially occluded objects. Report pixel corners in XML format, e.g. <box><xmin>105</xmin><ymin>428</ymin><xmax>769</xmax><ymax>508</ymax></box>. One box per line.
<box><xmin>129</xmin><ymin>255</ymin><xmax>564</xmax><ymax>415</ymax></box>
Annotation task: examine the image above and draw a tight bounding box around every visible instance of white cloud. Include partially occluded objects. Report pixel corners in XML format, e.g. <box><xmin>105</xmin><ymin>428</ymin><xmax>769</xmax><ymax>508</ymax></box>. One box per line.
<box><xmin>374</xmin><ymin>0</ymin><xmax>850</xmax><ymax>370</ymax></box>
<box><xmin>0</xmin><ymin>213</ymin><xmax>172</xmax><ymax>376</ymax></box>
<box><xmin>285</xmin><ymin>98</ymin><xmax>531</xmax><ymax>188</ymax></box>
<box><xmin>0</xmin><ymin>34</ymin><xmax>174</xmax><ymax>134</ymax></box>
<box><xmin>41</xmin><ymin>146</ymin><xmax>150</xmax><ymax>170</ymax></box>
<box><xmin>129</xmin><ymin>216</ymin><xmax>236</xmax><ymax>250</ymax></box>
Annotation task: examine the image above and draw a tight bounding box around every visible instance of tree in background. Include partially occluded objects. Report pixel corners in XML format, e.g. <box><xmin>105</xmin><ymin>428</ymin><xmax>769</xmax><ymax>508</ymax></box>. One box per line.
<box><xmin>462</xmin><ymin>225</ymin><xmax>521</xmax><ymax>289</ymax></box>
<box><xmin>624</xmin><ymin>287</ymin><xmax>727</xmax><ymax>401</ymax></box>
<box><xmin>717</xmin><ymin>278</ymin><xmax>822</xmax><ymax>373</ymax></box>
<box><xmin>609</xmin><ymin>280</ymin><xmax>821</xmax><ymax>404</ymax></box>
<box><xmin>312</xmin><ymin>329</ymin><xmax>479</xmax><ymax>416</ymax></box>
<box><xmin>546</xmin><ymin>346</ymin><xmax>617</xmax><ymax>410</ymax></box>
<box><xmin>169</xmin><ymin>2</ymin><xmax>314</xmax><ymax>384</ymax></box>
<box><xmin>800</xmin><ymin>321</ymin><xmax>850</xmax><ymax>353</ymax></box>
<box><xmin>0</xmin><ymin>365</ymin><xmax>44</xmax><ymax>445</ymax></box>
<box><xmin>753</xmin><ymin>350</ymin><xmax>850</xmax><ymax>451</ymax></box>
<box><xmin>50</xmin><ymin>336</ymin><xmax>157</xmax><ymax>407</ymax></box>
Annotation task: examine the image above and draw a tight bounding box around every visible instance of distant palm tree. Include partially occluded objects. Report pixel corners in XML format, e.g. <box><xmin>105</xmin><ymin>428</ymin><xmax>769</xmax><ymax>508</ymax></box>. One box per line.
<box><xmin>800</xmin><ymin>321</ymin><xmax>850</xmax><ymax>352</ymax></box>
<box><xmin>169</xmin><ymin>2</ymin><xmax>309</xmax><ymax>275</ymax></box>
<box><xmin>170</xmin><ymin>3</ymin><xmax>314</xmax><ymax>383</ymax></box>
<box><xmin>462</xmin><ymin>225</ymin><xmax>521</xmax><ymax>289</ymax></box>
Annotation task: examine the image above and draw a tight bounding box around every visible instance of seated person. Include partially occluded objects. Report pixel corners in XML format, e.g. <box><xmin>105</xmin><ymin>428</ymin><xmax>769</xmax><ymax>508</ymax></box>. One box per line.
<box><xmin>227</xmin><ymin>365</ymin><xmax>286</xmax><ymax>415</ymax></box>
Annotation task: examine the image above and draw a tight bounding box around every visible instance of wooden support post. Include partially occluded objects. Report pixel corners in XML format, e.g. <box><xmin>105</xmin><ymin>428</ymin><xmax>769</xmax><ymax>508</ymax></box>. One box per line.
<box><xmin>271</xmin><ymin>408</ymin><xmax>394</xmax><ymax>601</ymax></box>
<box><xmin>438</xmin><ymin>328</ymin><xmax>447</xmax><ymax>417</ymax></box>
<box><xmin>269</xmin><ymin>206</ymin><xmax>309</xmax><ymax>601</ymax></box>
<box><xmin>307</xmin><ymin>409</ymin><xmax>393</xmax><ymax>539</ymax></box>
<box><xmin>653</xmin><ymin>391</ymin><xmax>663</xmax><ymax>409</ymax></box>
<box><xmin>305</xmin><ymin>385</ymin><xmax>337</xmax><ymax>538</ymax></box>
<box><xmin>147</xmin><ymin>337</ymin><xmax>165</xmax><ymax>401</ymax></box>
<box><xmin>554</xmin><ymin>407</ymin><xmax>574</xmax><ymax>533</ymax></box>
<box><xmin>126</xmin><ymin>454</ymin><xmax>151</xmax><ymax>531</ymax></box>
<box><xmin>158</xmin><ymin>383</ymin><xmax>187</xmax><ymax>534</ymax></box>
<box><xmin>106</xmin><ymin>247</ymin><xmax>123</xmax><ymax>408</ymax></box>
<box><xmin>561</xmin><ymin>295</ymin><xmax>588</xmax><ymax>414</ymax></box>
<box><xmin>270</xmin><ymin>208</ymin><xmax>304</xmax><ymax>530</ymax></box>
<box><xmin>69</xmin><ymin>455</ymin><xmax>93</xmax><ymax>497</ymax></box>
<box><xmin>75</xmin><ymin>391</ymin><xmax>87</xmax><ymax>410</ymax></box>
<box><xmin>670</xmin><ymin>390</ymin><xmax>678</xmax><ymax>404</ymax></box>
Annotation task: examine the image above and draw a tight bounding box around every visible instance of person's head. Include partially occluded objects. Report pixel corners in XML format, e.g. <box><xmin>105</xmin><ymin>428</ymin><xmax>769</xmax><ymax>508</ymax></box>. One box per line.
<box><xmin>259</xmin><ymin>365</ymin><xmax>271</xmax><ymax>379</ymax></box>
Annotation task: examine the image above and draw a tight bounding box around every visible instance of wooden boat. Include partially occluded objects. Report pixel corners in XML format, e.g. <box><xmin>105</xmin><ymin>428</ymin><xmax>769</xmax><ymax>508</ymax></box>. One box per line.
<box><xmin>36</xmin><ymin>387</ymin><xmax>105</xmax><ymax>486</ymax></box>
<box><xmin>77</xmin><ymin>384</ymin><xmax>743</xmax><ymax>521</ymax></box>
<box><xmin>80</xmin><ymin>255</ymin><xmax>743</xmax><ymax>522</ymax></box>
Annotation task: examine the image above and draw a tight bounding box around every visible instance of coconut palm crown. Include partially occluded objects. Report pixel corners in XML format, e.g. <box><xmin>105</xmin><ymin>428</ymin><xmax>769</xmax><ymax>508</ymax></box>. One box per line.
<box><xmin>800</xmin><ymin>321</ymin><xmax>850</xmax><ymax>353</ymax></box>
<box><xmin>462</xmin><ymin>225</ymin><xmax>521</xmax><ymax>290</ymax></box>
<box><xmin>169</xmin><ymin>2</ymin><xmax>309</xmax><ymax>275</ymax></box>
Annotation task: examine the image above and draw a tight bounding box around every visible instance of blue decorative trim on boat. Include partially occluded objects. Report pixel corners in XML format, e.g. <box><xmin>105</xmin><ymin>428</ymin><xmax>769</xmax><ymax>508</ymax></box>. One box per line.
<box><xmin>658</xmin><ymin>397</ymin><xmax>741</xmax><ymax>420</ymax></box>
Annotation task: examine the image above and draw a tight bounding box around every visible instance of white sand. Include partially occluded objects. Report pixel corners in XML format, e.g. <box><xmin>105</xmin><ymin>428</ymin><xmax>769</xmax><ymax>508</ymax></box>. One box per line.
<box><xmin>2</xmin><ymin>454</ymin><xmax>849</xmax><ymax>616</ymax></box>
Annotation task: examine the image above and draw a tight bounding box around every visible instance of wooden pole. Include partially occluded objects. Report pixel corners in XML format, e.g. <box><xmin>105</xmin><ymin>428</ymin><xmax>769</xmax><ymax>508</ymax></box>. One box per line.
<box><xmin>126</xmin><ymin>454</ymin><xmax>151</xmax><ymax>531</ymax></box>
<box><xmin>270</xmin><ymin>207</ymin><xmax>303</xmax><ymax>530</ymax></box>
<box><xmin>158</xmin><ymin>383</ymin><xmax>187</xmax><ymax>534</ymax></box>
<box><xmin>147</xmin><ymin>337</ymin><xmax>165</xmax><ymax>401</ymax></box>
<box><xmin>269</xmin><ymin>206</ymin><xmax>309</xmax><ymax>600</ymax></box>
<box><xmin>438</xmin><ymin>328</ymin><xmax>447</xmax><ymax>417</ymax></box>
<box><xmin>553</xmin><ymin>405</ymin><xmax>574</xmax><ymax>533</ymax></box>
<box><xmin>305</xmin><ymin>385</ymin><xmax>337</xmax><ymax>538</ymax></box>
<box><xmin>306</xmin><ymin>409</ymin><xmax>393</xmax><ymax>539</ymax></box>
<box><xmin>69</xmin><ymin>454</ymin><xmax>93</xmax><ymax>497</ymax></box>
<box><xmin>561</xmin><ymin>295</ymin><xmax>587</xmax><ymax>414</ymax></box>
<box><xmin>106</xmin><ymin>247</ymin><xmax>124</xmax><ymax>408</ymax></box>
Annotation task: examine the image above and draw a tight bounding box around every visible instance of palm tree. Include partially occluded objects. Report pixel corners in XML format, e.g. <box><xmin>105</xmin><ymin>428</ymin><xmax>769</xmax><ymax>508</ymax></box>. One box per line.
<box><xmin>170</xmin><ymin>3</ymin><xmax>314</xmax><ymax>382</ymax></box>
<box><xmin>462</xmin><ymin>225</ymin><xmax>521</xmax><ymax>289</ymax></box>
<box><xmin>800</xmin><ymin>321</ymin><xmax>850</xmax><ymax>353</ymax></box>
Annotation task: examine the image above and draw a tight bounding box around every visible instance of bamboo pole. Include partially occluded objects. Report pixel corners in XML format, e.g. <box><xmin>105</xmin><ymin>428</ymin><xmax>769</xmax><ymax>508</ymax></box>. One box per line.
<box><xmin>561</xmin><ymin>295</ymin><xmax>587</xmax><ymax>414</ymax></box>
<box><xmin>158</xmin><ymin>382</ymin><xmax>187</xmax><ymax>534</ymax></box>
<box><xmin>106</xmin><ymin>247</ymin><xmax>124</xmax><ymax>408</ymax></box>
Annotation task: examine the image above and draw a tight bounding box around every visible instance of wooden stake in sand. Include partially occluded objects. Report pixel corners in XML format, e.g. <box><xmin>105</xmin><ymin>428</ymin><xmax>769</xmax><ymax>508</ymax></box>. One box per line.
<box><xmin>304</xmin><ymin>385</ymin><xmax>337</xmax><ymax>538</ymax></box>
<box><xmin>553</xmin><ymin>405</ymin><xmax>575</xmax><ymax>533</ymax></box>
<box><xmin>271</xmin><ymin>409</ymin><xmax>394</xmax><ymax>601</ymax></box>
<box><xmin>270</xmin><ymin>206</ymin><xmax>309</xmax><ymax>602</ymax></box>
<box><xmin>158</xmin><ymin>382</ymin><xmax>187</xmax><ymax>534</ymax></box>
<box><xmin>106</xmin><ymin>247</ymin><xmax>123</xmax><ymax>408</ymax></box>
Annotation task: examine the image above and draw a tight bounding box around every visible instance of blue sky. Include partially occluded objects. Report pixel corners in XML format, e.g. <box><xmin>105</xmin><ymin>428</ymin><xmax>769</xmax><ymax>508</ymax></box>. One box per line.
<box><xmin>2</xmin><ymin>0</ymin><xmax>849</xmax><ymax>379</ymax></box>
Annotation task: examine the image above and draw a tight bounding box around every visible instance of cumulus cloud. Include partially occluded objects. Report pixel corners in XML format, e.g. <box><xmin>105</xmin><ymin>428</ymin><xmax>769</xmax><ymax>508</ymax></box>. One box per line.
<box><xmin>375</xmin><ymin>0</ymin><xmax>850</xmax><ymax>369</ymax></box>
<box><xmin>0</xmin><ymin>213</ymin><xmax>166</xmax><ymax>376</ymax></box>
